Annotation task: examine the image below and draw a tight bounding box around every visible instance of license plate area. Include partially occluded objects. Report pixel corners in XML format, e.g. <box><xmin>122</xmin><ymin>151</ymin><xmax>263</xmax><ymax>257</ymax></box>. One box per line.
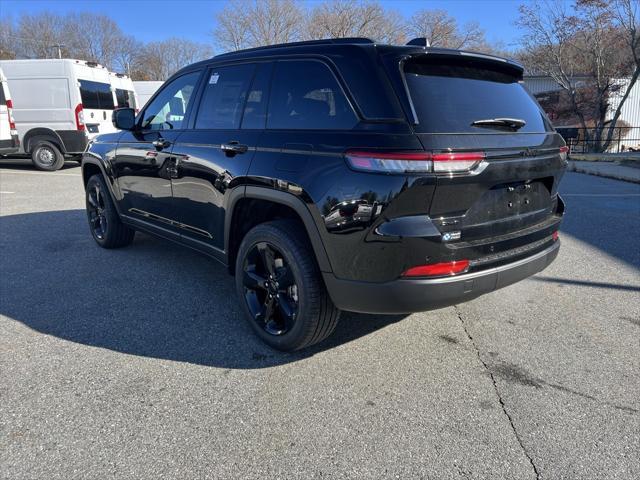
<box><xmin>466</xmin><ymin>180</ymin><xmax>551</xmax><ymax>224</ymax></box>
<box><xmin>86</xmin><ymin>124</ymin><xmax>100</xmax><ymax>134</ymax></box>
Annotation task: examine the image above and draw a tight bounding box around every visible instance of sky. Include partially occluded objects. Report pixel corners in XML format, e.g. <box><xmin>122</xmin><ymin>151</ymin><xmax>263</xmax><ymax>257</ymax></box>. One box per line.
<box><xmin>0</xmin><ymin>0</ymin><xmax>559</xmax><ymax>50</ymax></box>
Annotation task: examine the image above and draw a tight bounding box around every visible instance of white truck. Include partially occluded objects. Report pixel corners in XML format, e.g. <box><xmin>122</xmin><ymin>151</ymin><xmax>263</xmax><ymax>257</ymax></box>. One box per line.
<box><xmin>109</xmin><ymin>71</ymin><xmax>138</xmax><ymax>111</ymax></box>
<box><xmin>0</xmin><ymin>67</ymin><xmax>19</xmax><ymax>156</ymax></box>
<box><xmin>0</xmin><ymin>59</ymin><xmax>119</xmax><ymax>170</ymax></box>
<box><xmin>132</xmin><ymin>81</ymin><xmax>164</xmax><ymax>110</ymax></box>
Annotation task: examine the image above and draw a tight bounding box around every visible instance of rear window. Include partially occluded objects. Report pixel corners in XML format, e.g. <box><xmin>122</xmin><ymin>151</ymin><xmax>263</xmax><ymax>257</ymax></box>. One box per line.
<box><xmin>404</xmin><ymin>58</ymin><xmax>550</xmax><ymax>134</ymax></box>
<box><xmin>79</xmin><ymin>80</ymin><xmax>115</xmax><ymax>110</ymax></box>
<box><xmin>115</xmin><ymin>88</ymin><xmax>136</xmax><ymax>109</ymax></box>
<box><xmin>0</xmin><ymin>84</ymin><xmax>5</xmax><ymax>104</ymax></box>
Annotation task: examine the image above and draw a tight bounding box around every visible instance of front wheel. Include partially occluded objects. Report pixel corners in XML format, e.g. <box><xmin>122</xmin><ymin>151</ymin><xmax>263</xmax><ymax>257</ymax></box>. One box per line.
<box><xmin>235</xmin><ymin>220</ymin><xmax>340</xmax><ymax>351</ymax></box>
<box><xmin>85</xmin><ymin>174</ymin><xmax>135</xmax><ymax>248</ymax></box>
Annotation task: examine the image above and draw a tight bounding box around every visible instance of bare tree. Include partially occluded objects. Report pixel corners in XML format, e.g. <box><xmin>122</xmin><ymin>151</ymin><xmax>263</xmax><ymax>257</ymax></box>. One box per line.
<box><xmin>14</xmin><ymin>12</ymin><xmax>66</xmax><ymax>59</ymax></box>
<box><xmin>306</xmin><ymin>0</ymin><xmax>405</xmax><ymax>44</ymax></box>
<box><xmin>603</xmin><ymin>0</ymin><xmax>640</xmax><ymax>149</ymax></box>
<box><xmin>62</xmin><ymin>13</ymin><xmax>124</xmax><ymax>69</ymax></box>
<box><xmin>213</xmin><ymin>0</ymin><xmax>251</xmax><ymax>51</ymax></box>
<box><xmin>406</xmin><ymin>9</ymin><xmax>486</xmax><ymax>49</ymax></box>
<box><xmin>213</xmin><ymin>0</ymin><xmax>303</xmax><ymax>52</ymax></box>
<box><xmin>0</xmin><ymin>18</ymin><xmax>17</xmax><ymax>59</ymax></box>
<box><xmin>518</xmin><ymin>0</ymin><xmax>637</xmax><ymax>152</ymax></box>
<box><xmin>137</xmin><ymin>38</ymin><xmax>213</xmax><ymax>80</ymax></box>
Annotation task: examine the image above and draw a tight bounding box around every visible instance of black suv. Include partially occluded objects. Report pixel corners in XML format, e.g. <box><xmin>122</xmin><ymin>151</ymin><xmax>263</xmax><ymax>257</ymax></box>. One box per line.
<box><xmin>82</xmin><ymin>38</ymin><xmax>566</xmax><ymax>351</ymax></box>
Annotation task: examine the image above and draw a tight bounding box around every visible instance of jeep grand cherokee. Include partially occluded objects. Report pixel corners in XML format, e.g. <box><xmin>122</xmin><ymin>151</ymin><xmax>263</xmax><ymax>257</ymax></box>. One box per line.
<box><xmin>82</xmin><ymin>38</ymin><xmax>566</xmax><ymax>351</ymax></box>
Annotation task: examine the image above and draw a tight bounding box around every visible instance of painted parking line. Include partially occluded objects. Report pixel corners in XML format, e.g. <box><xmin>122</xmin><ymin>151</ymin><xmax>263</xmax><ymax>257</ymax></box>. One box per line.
<box><xmin>562</xmin><ymin>193</ymin><xmax>640</xmax><ymax>196</ymax></box>
<box><xmin>0</xmin><ymin>170</ymin><xmax>81</xmax><ymax>177</ymax></box>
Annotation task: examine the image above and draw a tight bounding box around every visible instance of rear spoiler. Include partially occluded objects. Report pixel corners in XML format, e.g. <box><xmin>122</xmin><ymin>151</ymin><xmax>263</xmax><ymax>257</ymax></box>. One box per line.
<box><xmin>403</xmin><ymin>48</ymin><xmax>524</xmax><ymax>78</ymax></box>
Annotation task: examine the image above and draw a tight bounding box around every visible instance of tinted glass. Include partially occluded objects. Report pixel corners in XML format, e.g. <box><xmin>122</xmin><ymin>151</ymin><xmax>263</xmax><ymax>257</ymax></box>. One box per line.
<box><xmin>115</xmin><ymin>88</ymin><xmax>136</xmax><ymax>109</ymax></box>
<box><xmin>79</xmin><ymin>80</ymin><xmax>115</xmax><ymax>110</ymax></box>
<box><xmin>267</xmin><ymin>61</ymin><xmax>358</xmax><ymax>130</ymax></box>
<box><xmin>195</xmin><ymin>64</ymin><xmax>255</xmax><ymax>129</ymax></box>
<box><xmin>241</xmin><ymin>63</ymin><xmax>273</xmax><ymax>130</ymax></box>
<box><xmin>141</xmin><ymin>71</ymin><xmax>200</xmax><ymax>131</ymax></box>
<box><xmin>405</xmin><ymin>58</ymin><xmax>550</xmax><ymax>133</ymax></box>
<box><xmin>0</xmin><ymin>84</ymin><xmax>5</xmax><ymax>104</ymax></box>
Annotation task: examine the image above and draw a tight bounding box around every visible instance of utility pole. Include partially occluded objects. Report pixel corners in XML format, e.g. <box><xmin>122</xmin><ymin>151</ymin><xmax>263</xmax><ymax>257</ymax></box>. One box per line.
<box><xmin>49</xmin><ymin>44</ymin><xmax>64</xmax><ymax>59</ymax></box>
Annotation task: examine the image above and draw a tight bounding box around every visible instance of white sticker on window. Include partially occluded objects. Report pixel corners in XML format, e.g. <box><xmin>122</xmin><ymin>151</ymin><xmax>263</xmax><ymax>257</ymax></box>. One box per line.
<box><xmin>209</xmin><ymin>73</ymin><xmax>219</xmax><ymax>84</ymax></box>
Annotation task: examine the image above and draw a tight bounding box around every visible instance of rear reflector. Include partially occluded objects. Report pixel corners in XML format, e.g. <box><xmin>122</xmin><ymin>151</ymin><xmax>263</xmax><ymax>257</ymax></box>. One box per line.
<box><xmin>559</xmin><ymin>145</ymin><xmax>569</xmax><ymax>161</ymax></box>
<box><xmin>552</xmin><ymin>231</ymin><xmax>559</xmax><ymax>241</ymax></box>
<box><xmin>402</xmin><ymin>260</ymin><xmax>470</xmax><ymax>277</ymax></box>
<box><xmin>345</xmin><ymin>150</ymin><xmax>485</xmax><ymax>174</ymax></box>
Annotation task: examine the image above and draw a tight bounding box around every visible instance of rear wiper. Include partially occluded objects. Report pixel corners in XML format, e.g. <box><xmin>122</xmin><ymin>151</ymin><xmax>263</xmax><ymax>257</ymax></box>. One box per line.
<box><xmin>471</xmin><ymin>118</ymin><xmax>526</xmax><ymax>130</ymax></box>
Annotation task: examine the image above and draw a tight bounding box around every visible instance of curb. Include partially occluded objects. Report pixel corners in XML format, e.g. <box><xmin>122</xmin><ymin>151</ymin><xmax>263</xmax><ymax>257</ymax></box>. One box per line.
<box><xmin>568</xmin><ymin>163</ymin><xmax>640</xmax><ymax>184</ymax></box>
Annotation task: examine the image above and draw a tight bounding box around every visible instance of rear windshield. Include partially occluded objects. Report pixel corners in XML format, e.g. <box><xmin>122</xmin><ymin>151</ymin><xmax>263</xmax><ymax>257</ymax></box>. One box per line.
<box><xmin>79</xmin><ymin>80</ymin><xmax>115</xmax><ymax>110</ymax></box>
<box><xmin>404</xmin><ymin>57</ymin><xmax>550</xmax><ymax>134</ymax></box>
<box><xmin>115</xmin><ymin>88</ymin><xmax>136</xmax><ymax>109</ymax></box>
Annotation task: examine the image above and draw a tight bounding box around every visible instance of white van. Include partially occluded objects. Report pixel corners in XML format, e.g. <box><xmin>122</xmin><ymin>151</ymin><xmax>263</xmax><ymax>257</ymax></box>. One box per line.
<box><xmin>0</xmin><ymin>67</ymin><xmax>19</xmax><ymax>156</ymax></box>
<box><xmin>133</xmin><ymin>81</ymin><xmax>164</xmax><ymax>109</ymax></box>
<box><xmin>109</xmin><ymin>71</ymin><xmax>138</xmax><ymax>111</ymax></box>
<box><xmin>0</xmin><ymin>59</ymin><xmax>119</xmax><ymax>170</ymax></box>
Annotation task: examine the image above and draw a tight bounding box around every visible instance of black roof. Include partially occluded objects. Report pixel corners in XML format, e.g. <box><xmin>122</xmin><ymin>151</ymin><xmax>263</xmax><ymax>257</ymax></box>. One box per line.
<box><xmin>180</xmin><ymin>38</ymin><xmax>523</xmax><ymax>76</ymax></box>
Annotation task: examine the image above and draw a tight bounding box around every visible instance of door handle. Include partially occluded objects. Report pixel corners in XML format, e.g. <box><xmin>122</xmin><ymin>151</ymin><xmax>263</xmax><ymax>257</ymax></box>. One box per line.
<box><xmin>152</xmin><ymin>138</ymin><xmax>171</xmax><ymax>150</ymax></box>
<box><xmin>220</xmin><ymin>142</ymin><xmax>248</xmax><ymax>155</ymax></box>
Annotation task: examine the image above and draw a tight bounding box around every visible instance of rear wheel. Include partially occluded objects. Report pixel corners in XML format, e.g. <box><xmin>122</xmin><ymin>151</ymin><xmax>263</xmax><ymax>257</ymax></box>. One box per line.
<box><xmin>31</xmin><ymin>141</ymin><xmax>65</xmax><ymax>171</ymax></box>
<box><xmin>235</xmin><ymin>220</ymin><xmax>340</xmax><ymax>351</ymax></box>
<box><xmin>85</xmin><ymin>174</ymin><xmax>135</xmax><ymax>248</ymax></box>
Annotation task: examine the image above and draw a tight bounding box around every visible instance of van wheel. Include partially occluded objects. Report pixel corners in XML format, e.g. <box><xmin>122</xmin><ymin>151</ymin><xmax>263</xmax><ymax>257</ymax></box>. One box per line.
<box><xmin>235</xmin><ymin>220</ymin><xmax>341</xmax><ymax>351</ymax></box>
<box><xmin>85</xmin><ymin>174</ymin><xmax>135</xmax><ymax>248</ymax></box>
<box><xmin>31</xmin><ymin>141</ymin><xmax>65</xmax><ymax>171</ymax></box>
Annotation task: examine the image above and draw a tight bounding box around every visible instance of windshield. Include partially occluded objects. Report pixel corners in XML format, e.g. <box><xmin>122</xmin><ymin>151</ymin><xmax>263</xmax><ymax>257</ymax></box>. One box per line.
<box><xmin>404</xmin><ymin>57</ymin><xmax>550</xmax><ymax>134</ymax></box>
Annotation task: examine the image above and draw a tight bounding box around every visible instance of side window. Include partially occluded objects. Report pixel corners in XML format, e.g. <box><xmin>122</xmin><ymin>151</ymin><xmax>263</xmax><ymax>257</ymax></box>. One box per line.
<box><xmin>267</xmin><ymin>60</ymin><xmax>358</xmax><ymax>130</ymax></box>
<box><xmin>195</xmin><ymin>64</ymin><xmax>255</xmax><ymax>130</ymax></box>
<box><xmin>116</xmin><ymin>88</ymin><xmax>136</xmax><ymax>109</ymax></box>
<box><xmin>241</xmin><ymin>63</ymin><xmax>273</xmax><ymax>130</ymax></box>
<box><xmin>79</xmin><ymin>80</ymin><xmax>115</xmax><ymax>110</ymax></box>
<box><xmin>141</xmin><ymin>71</ymin><xmax>200</xmax><ymax>131</ymax></box>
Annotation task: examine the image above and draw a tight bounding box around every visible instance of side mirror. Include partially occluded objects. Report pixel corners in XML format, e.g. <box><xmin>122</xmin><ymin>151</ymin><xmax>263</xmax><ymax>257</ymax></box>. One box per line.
<box><xmin>112</xmin><ymin>108</ymin><xmax>136</xmax><ymax>131</ymax></box>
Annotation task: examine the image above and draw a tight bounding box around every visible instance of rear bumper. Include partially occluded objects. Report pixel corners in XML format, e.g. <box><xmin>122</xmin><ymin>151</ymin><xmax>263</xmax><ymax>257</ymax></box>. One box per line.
<box><xmin>323</xmin><ymin>240</ymin><xmax>560</xmax><ymax>314</ymax></box>
<box><xmin>0</xmin><ymin>134</ymin><xmax>19</xmax><ymax>155</ymax></box>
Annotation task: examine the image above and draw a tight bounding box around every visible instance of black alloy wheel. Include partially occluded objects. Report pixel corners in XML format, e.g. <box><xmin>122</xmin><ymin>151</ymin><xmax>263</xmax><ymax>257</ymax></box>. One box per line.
<box><xmin>235</xmin><ymin>220</ymin><xmax>340</xmax><ymax>351</ymax></box>
<box><xmin>242</xmin><ymin>241</ymin><xmax>299</xmax><ymax>336</ymax></box>
<box><xmin>87</xmin><ymin>181</ymin><xmax>108</xmax><ymax>240</ymax></box>
<box><xmin>85</xmin><ymin>174</ymin><xmax>135</xmax><ymax>248</ymax></box>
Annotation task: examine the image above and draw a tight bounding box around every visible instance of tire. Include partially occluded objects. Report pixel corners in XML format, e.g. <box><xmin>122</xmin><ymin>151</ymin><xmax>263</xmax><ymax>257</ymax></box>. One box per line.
<box><xmin>31</xmin><ymin>141</ymin><xmax>65</xmax><ymax>171</ymax></box>
<box><xmin>85</xmin><ymin>174</ymin><xmax>135</xmax><ymax>249</ymax></box>
<box><xmin>235</xmin><ymin>219</ymin><xmax>340</xmax><ymax>351</ymax></box>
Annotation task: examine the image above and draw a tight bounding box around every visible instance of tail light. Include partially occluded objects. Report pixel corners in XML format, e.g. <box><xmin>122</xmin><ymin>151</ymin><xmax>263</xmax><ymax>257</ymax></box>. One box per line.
<box><xmin>345</xmin><ymin>150</ymin><xmax>485</xmax><ymax>174</ymax></box>
<box><xmin>402</xmin><ymin>260</ymin><xmax>470</xmax><ymax>277</ymax></box>
<box><xmin>74</xmin><ymin>103</ymin><xmax>85</xmax><ymax>131</ymax></box>
<box><xmin>6</xmin><ymin>99</ymin><xmax>16</xmax><ymax>131</ymax></box>
<box><xmin>559</xmin><ymin>145</ymin><xmax>569</xmax><ymax>162</ymax></box>
<box><xmin>552</xmin><ymin>231</ymin><xmax>559</xmax><ymax>241</ymax></box>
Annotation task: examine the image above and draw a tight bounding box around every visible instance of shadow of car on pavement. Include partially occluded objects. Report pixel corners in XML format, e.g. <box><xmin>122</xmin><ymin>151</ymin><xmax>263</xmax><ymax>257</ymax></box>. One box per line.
<box><xmin>0</xmin><ymin>209</ymin><xmax>407</xmax><ymax>369</ymax></box>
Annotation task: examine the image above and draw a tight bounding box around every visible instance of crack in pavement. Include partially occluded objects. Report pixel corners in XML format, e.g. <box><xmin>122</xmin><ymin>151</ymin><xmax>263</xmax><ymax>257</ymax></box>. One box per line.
<box><xmin>455</xmin><ymin>306</ymin><xmax>541</xmax><ymax>480</ymax></box>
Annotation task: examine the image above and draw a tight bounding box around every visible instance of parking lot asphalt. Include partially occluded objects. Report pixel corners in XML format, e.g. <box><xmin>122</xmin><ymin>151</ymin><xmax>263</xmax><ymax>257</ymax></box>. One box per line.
<box><xmin>1</xmin><ymin>158</ymin><xmax>639</xmax><ymax>479</ymax></box>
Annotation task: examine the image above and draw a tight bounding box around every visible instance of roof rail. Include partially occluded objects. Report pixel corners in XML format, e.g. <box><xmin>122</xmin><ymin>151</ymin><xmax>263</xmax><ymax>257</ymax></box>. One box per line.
<box><xmin>214</xmin><ymin>37</ymin><xmax>375</xmax><ymax>58</ymax></box>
